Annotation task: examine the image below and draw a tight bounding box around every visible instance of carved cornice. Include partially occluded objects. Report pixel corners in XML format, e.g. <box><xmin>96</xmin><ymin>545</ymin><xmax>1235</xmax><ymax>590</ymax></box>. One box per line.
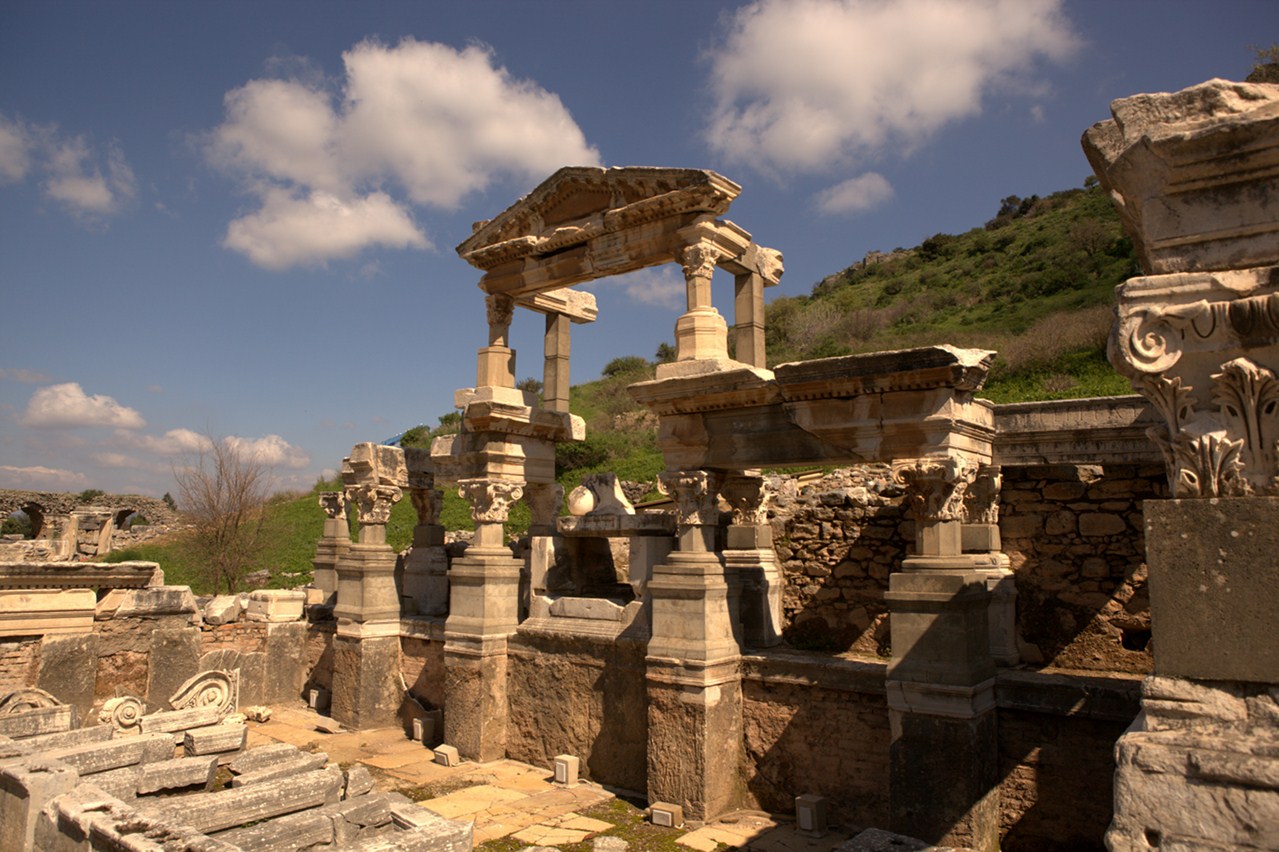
<box><xmin>1110</xmin><ymin>288</ymin><xmax>1279</xmax><ymax>377</ymax></box>
<box><xmin>657</xmin><ymin>469</ymin><xmax>725</xmax><ymax>526</ymax></box>
<box><xmin>318</xmin><ymin>491</ymin><xmax>346</xmax><ymax>521</ymax></box>
<box><xmin>458</xmin><ymin>478</ymin><xmax>525</xmax><ymax>523</ymax></box>
<box><xmin>345</xmin><ymin>484</ymin><xmax>403</xmax><ymax>526</ymax></box>
<box><xmin>892</xmin><ymin>458</ymin><xmax>978</xmax><ymax>523</ymax></box>
<box><xmin>720</xmin><ymin>474</ymin><xmax>768</xmax><ymax>526</ymax></box>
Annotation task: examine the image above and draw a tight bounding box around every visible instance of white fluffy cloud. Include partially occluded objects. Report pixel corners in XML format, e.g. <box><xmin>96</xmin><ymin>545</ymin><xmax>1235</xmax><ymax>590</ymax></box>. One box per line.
<box><xmin>0</xmin><ymin>465</ymin><xmax>88</xmax><ymax>489</ymax></box>
<box><xmin>209</xmin><ymin>38</ymin><xmax>600</xmax><ymax>269</ymax></box>
<box><xmin>815</xmin><ymin>172</ymin><xmax>895</xmax><ymax>214</ymax></box>
<box><xmin>22</xmin><ymin>383</ymin><xmax>146</xmax><ymax>429</ymax></box>
<box><xmin>223</xmin><ymin>434</ymin><xmax>310</xmax><ymax>469</ymax></box>
<box><xmin>706</xmin><ymin>0</ymin><xmax>1080</xmax><ymax>175</ymax></box>
<box><xmin>223</xmin><ymin>188</ymin><xmax>429</xmax><ymax>270</ymax></box>
<box><xmin>122</xmin><ymin>427</ymin><xmax>212</xmax><ymax>456</ymax></box>
<box><xmin>599</xmin><ymin>267</ymin><xmax>687</xmax><ymax>311</ymax></box>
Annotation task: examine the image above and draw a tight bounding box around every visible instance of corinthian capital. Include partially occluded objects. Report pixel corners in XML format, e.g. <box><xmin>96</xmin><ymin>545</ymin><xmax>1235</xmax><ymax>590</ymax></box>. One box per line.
<box><xmin>318</xmin><ymin>491</ymin><xmax>346</xmax><ymax>521</ymax></box>
<box><xmin>485</xmin><ymin>293</ymin><xmax>514</xmax><ymax>330</ymax></box>
<box><xmin>892</xmin><ymin>457</ymin><xmax>977</xmax><ymax>523</ymax></box>
<box><xmin>345</xmin><ymin>484</ymin><xmax>403</xmax><ymax>526</ymax></box>
<box><xmin>680</xmin><ymin>243</ymin><xmax>721</xmax><ymax>280</ymax></box>
<box><xmin>962</xmin><ymin>465</ymin><xmax>1002</xmax><ymax>525</ymax></box>
<box><xmin>658</xmin><ymin>469</ymin><xmax>725</xmax><ymax>526</ymax></box>
<box><xmin>720</xmin><ymin>474</ymin><xmax>768</xmax><ymax>526</ymax></box>
<box><xmin>458</xmin><ymin>478</ymin><xmax>525</xmax><ymax>523</ymax></box>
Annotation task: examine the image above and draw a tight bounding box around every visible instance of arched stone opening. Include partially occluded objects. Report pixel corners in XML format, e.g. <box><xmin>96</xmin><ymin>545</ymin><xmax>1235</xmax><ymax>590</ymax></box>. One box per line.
<box><xmin>2</xmin><ymin>509</ymin><xmax>34</xmax><ymax>539</ymax></box>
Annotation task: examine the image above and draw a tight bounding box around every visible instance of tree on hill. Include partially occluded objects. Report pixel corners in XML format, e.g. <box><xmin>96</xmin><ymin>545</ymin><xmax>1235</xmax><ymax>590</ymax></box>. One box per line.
<box><xmin>175</xmin><ymin>436</ymin><xmax>268</xmax><ymax>594</ymax></box>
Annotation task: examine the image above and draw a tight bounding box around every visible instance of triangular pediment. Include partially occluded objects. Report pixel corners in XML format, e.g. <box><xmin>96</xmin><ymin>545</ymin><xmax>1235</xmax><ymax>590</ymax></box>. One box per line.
<box><xmin>456</xmin><ymin>166</ymin><xmax>741</xmax><ymax>270</ymax></box>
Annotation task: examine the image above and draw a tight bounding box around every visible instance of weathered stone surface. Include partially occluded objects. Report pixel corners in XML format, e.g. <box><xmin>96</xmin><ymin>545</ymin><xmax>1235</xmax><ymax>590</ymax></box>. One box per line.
<box><xmin>4</xmin><ymin>733</ymin><xmax>173</xmax><ymax>777</ymax></box>
<box><xmin>245</xmin><ymin>589</ymin><xmax>306</xmax><ymax>623</ymax></box>
<box><xmin>35</xmin><ymin>633</ymin><xmax>97</xmax><ymax>722</ymax></box>
<box><xmin>230</xmin><ymin>749</ymin><xmax>327</xmax><ymax>787</ymax></box>
<box><xmin>1083</xmin><ymin>78</ymin><xmax>1279</xmax><ymax>275</ymax></box>
<box><xmin>140</xmin><ymin>705</ymin><xmax>224</xmax><ymax>737</ymax></box>
<box><xmin>1145</xmin><ymin>498</ymin><xmax>1279</xmax><ymax>682</ymax></box>
<box><xmin>0</xmin><ymin>759</ymin><xmax>79</xmax><ymax>852</ymax></box>
<box><xmin>261</xmin><ymin>621</ymin><xmax>309</xmax><ymax>704</ymax></box>
<box><xmin>145</xmin><ymin>627</ymin><xmax>201</xmax><ymax>710</ymax></box>
<box><xmin>331</xmin><ymin>634</ymin><xmax>402</xmax><ymax>731</ymax></box>
<box><xmin>143</xmin><ymin>765</ymin><xmax>343</xmax><ymax>833</ymax></box>
<box><xmin>227</xmin><ymin>742</ymin><xmax>301</xmax><ymax>776</ymax></box>
<box><xmin>345</xmin><ymin>762</ymin><xmax>376</xmax><ymax>799</ymax></box>
<box><xmin>136</xmin><ymin>755</ymin><xmax>219</xmax><ymax>794</ymax></box>
<box><xmin>203</xmin><ymin>595</ymin><xmax>242</xmax><ymax>626</ymax></box>
<box><xmin>115</xmin><ymin>585</ymin><xmax>199</xmax><ymax>618</ymax></box>
<box><xmin>0</xmin><ymin>589</ymin><xmax>95</xmax><ymax>637</ymax></box>
<box><xmin>0</xmin><ymin>704</ymin><xmax>73</xmax><ymax>739</ymax></box>
<box><xmin>183</xmin><ymin>723</ymin><xmax>247</xmax><ymax>756</ymax></box>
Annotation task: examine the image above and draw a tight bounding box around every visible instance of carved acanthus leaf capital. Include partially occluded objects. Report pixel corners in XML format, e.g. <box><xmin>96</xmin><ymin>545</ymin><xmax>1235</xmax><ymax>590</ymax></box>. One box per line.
<box><xmin>345</xmin><ymin>484</ymin><xmax>403</xmax><ymax>526</ymax></box>
<box><xmin>486</xmin><ymin>293</ymin><xmax>515</xmax><ymax>330</ymax></box>
<box><xmin>680</xmin><ymin>243</ymin><xmax>721</xmax><ymax>281</ymax></box>
<box><xmin>318</xmin><ymin>491</ymin><xmax>346</xmax><ymax>521</ymax></box>
<box><xmin>409</xmin><ymin>487</ymin><xmax>444</xmax><ymax>526</ymax></box>
<box><xmin>658</xmin><ymin>469</ymin><xmax>725</xmax><ymax>526</ymax></box>
<box><xmin>720</xmin><ymin>474</ymin><xmax>769</xmax><ymax>526</ymax></box>
<box><xmin>892</xmin><ymin>457</ymin><xmax>978</xmax><ymax>523</ymax></box>
<box><xmin>963</xmin><ymin>464</ymin><xmax>1002</xmax><ymax>525</ymax></box>
<box><xmin>458</xmin><ymin>478</ymin><xmax>525</xmax><ymax>523</ymax></box>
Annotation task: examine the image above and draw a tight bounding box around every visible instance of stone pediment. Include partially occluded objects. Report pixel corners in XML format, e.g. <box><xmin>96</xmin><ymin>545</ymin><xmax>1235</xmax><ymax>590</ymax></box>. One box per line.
<box><xmin>457</xmin><ymin>166</ymin><xmax>741</xmax><ymax>269</ymax></box>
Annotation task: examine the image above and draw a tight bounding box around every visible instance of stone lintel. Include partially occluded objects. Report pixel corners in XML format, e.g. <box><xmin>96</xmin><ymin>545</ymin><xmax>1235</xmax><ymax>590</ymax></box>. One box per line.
<box><xmin>0</xmin><ymin>561</ymin><xmax>163</xmax><ymax>591</ymax></box>
<box><xmin>991</xmin><ymin>395</ymin><xmax>1161</xmax><ymax>466</ymax></box>
<box><xmin>886</xmin><ymin>677</ymin><xmax>997</xmax><ymax>720</ymax></box>
<box><xmin>515</xmin><ymin>286</ymin><xmax>599</xmax><ymax>323</ymax></box>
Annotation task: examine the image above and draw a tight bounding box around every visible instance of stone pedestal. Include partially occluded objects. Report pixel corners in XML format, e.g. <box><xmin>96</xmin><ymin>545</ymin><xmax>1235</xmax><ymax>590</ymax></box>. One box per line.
<box><xmin>646</xmin><ymin>469</ymin><xmax>744</xmax><ymax>821</ymax></box>
<box><xmin>443</xmin><ymin>546</ymin><xmax>521</xmax><ymax>762</ymax></box>
<box><xmin>331</xmin><ymin>634</ymin><xmax>401</xmax><ymax>731</ymax></box>
<box><xmin>402</xmin><ymin>532</ymin><xmax>449</xmax><ymax>617</ymax></box>
<box><xmin>333</xmin><ymin>543</ymin><xmax>401</xmax><ymax>631</ymax></box>
<box><xmin>310</xmin><ymin>493</ymin><xmax>349</xmax><ymax>607</ymax></box>
<box><xmin>885</xmin><ymin>568</ymin><xmax>999</xmax><ymax>852</ymax></box>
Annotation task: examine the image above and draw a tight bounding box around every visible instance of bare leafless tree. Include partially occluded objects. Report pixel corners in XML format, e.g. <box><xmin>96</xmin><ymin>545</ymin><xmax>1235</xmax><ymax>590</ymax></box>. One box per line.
<box><xmin>175</xmin><ymin>435</ymin><xmax>269</xmax><ymax>594</ymax></box>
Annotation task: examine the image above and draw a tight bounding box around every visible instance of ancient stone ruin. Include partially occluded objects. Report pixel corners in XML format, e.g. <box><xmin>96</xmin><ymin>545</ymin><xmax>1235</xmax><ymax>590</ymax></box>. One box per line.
<box><xmin>0</xmin><ymin>77</ymin><xmax>1275</xmax><ymax>851</ymax></box>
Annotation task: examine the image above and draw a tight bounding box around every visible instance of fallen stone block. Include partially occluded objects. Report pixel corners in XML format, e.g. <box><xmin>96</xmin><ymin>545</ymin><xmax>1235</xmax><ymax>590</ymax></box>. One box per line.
<box><xmin>203</xmin><ymin>595</ymin><xmax>243</xmax><ymax>626</ymax></box>
<box><xmin>8</xmin><ymin>733</ymin><xmax>173</xmax><ymax>777</ymax></box>
<box><xmin>0</xmin><ymin>704</ymin><xmax>74</xmax><ymax>739</ymax></box>
<box><xmin>115</xmin><ymin>586</ymin><xmax>199</xmax><ymax>618</ymax></box>
<box><xmin>230</xmin><ymin>750</ymin><xmax>327</xmax><ymax>788</ymax></box>
<box><xmin>432</xmin><ymin>745</ymin><xmax>460</xmax><ymax>767</ymax></box>
<box><xmin>227</xmin><ymin>742</ymin><xmax>301</xmax><ymax>775</ymax></box>
<box><xmin>345</xmin><ymin>763</ymin><xmax>376</xmax><ymax>799</ymax></box>
<box><xmin>332</xmin><ymin>793</ymin><xmax>396</xmax><ymax>845</ymax></box>
<box><xmin>0</xmin><ymin>759</ymin><xmax>80</xmax><ymax>852</ymax></box>
<box><xmin>348</xmin><ymin>815</ymin><xmax>474</xmax><ymax>851</ymax></box>
<box><xmin>85</xmin><ymin>764</ymin><xmax>142</xmax><ymax>800</ymax></box>
<box><xmin>140</xmin><ymin>705</ymin><xmax>225</xmax><ymax>738</ymax></box>
<box><xmin>213</xmin><ymin>805</ymin><xmax>336</xmax><ymax>850</ymax></box>
<box><xmin>34</xmin><ymin>782</ymin><xmax>138</xmax><ymax>852</ymax></box>
<box><xmin>184</xmin><ymin>723</ymin><xmax>247</xmax><ymax>757</ymax></box>
<box><xmin>143</xmin><ymin>765</ymin><xmax>344</xmax><ymax>833</ymax></box>
<box><xmin>137</xmin><ymin>755</ymin><xmax>220</xmax><ymax>795</ymax></box>
<box><xmin>245</xmin><ymin>589</ymin><xmax>306</xmax><ymax>622</ymax></box>
<box><xmin>0</xmin><ymin>724</ymin><xmax>112</xmax><ymax>757</ymax></box>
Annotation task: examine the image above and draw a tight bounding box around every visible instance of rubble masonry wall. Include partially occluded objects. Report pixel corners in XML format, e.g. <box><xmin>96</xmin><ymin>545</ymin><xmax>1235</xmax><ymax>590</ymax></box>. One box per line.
<box><xmin>769</xmin><ymin>463</ymin><xmax>1162</xmax><ymax>673</ymax></box>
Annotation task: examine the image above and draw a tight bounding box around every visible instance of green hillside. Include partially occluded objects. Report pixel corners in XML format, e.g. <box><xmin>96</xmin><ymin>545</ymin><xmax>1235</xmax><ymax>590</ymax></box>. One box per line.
<box><xmin>765</xmin><ymin>181</ymin><xmax>1138</xmax><ymax>401</ymax></box>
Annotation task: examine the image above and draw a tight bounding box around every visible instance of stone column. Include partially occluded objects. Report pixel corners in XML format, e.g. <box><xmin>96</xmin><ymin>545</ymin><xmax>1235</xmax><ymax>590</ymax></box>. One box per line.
<box><xmin>962</xmin><ymin>465</ymin><xmax>1018</xmax><ymax>667</ymax></box>
<box><xmin>309</xmin><ymin>491</ymin><xmax>349</xmax><ymax>609</ymax></box>
<box><xmin>720</xmin><ymin>473</ymin><xmax>782</xmax><ymax>648</ymax></box>
<box><xmin>732</xmin><ymin>272</ymin><xmax>766</xmax><ymax>368</ymax></box>
<box><xmin>543</xmin><ymin>312</ymin><xmax>571</xmax><ymax>413</ymax></box>
<box><xmin>402</xmin><ymin>449</ymin><xmax>448</xmax><ymax>617</ymax></box>
<box><xmin>1084</xmin><ymin>77</ymin><xmax>1279</xmax><ymax>851</ymax></box>
<box><xmin>884</xmin><ymin>457</ymin><xmax>1000</xmax><ymax>852</ymax></box>
<box><xmin>331</xmin><ymin>443</ymin><xmax>406</xmax><ymax>730</ymax></box>
<box><xmin>646</xmin><ymin>469</ymin><xmax>743</xmax><ymax>821</ymax></box>
<box><xmin>673</xmin><ymin>244</ymin><xmax>730</xmax><ymax>363</ymax></box>
<box><xmin>443</xmin><ymin>477</ymin><xmax>524</xmax><ymax>762</ymax></box>
<box><xmin>477</xmin><ymin>293</ymin><xmax>516</xmax><ymax>389</ymax></box>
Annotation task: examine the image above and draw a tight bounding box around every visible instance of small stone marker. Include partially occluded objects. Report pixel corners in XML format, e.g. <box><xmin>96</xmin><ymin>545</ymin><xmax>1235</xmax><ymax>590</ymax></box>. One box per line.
<box><xmin>649</xmin><ymin>801</ymin><xmax>683</xmax><ymax>828</ymax></box>
<box><xmin>795</xmin><ymin>793</ymin><xmax>828</xmax><ymax>836</ymax></box>
<box><xmin>308</xmin><ymin>687</ymin><xmax>330</xmax><ymax>714</ymax></box>
<box><xmin>432</xmin><ymin>744</ymin><xmax>460</xmax><ymax>767</ymax></box>
<box><xmin>553</xmin><ymin>753</ymin><xmax>580</xmax><ymax>786</ymax></box>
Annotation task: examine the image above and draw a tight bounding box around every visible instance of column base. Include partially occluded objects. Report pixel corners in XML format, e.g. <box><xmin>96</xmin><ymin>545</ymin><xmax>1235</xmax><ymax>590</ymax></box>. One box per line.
<box><xmin>331</xmin><ymin>634</ymin><xmax>402</xmax><ymax>731</ymax></box>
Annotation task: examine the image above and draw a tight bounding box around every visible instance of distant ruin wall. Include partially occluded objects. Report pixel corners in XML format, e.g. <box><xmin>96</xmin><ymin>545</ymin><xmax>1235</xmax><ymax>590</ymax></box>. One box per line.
<box><xmin>0</xmin><ymin>490</ymin><xmax>179</xmax><ymax>527</ymax></box>
<box><xmin>768</xmin><ymin>463</ymin><xmax>1162</xmax><ymax>673</ymax></box>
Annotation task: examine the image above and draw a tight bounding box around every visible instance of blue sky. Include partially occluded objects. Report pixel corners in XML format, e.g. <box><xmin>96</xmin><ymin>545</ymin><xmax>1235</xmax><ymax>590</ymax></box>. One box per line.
<box><xmin>1</xmin><ymin>0</ymin><xmax>1273</xmax><ymax>497</ymax></box>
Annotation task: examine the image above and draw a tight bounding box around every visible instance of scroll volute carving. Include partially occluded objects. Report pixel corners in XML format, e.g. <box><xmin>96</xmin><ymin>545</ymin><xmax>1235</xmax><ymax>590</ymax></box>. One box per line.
<box><xmin>458</xmin><ymin>478</ymin><xmax>525</xmax><ymax>523</ymax></box>
<box><xmin>892</xmin><ymin>457</ymin><xmax>977</xmax><ymax>523</ymax></box>
<box><xmin>658</xmin><ymin>469</ymin><xmax>725</xmax><ymax>527</ymax></box>
<box><xmin>721</xmin><ymin>474</ymin><xmax>769</xmax><ymax>526</ymax></box>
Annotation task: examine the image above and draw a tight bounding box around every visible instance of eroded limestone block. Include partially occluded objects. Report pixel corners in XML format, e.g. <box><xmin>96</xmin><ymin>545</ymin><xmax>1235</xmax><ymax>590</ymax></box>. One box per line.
<box><xmin>203</xmin><ymin>594</ymin><xmax>242</xmax><ymax>625</ymax></box>
<box><xmin>183</xmin><ymin>723</ymin><xmax>247</xmax><ymax>757</ymax></box>
<box><xmin>143</xmin><ymin>765</ymin><xmax>343</xmax><ymax>833</ymax></box>
<box><xmin>245</xmin><ymin>589</ymin><xmax>306</xmax><ymax>622</ymax></box>
<box><xmin>0</xmin><ymin>589</ymin><xmax>95</xmax><ymax>637</ymax></box>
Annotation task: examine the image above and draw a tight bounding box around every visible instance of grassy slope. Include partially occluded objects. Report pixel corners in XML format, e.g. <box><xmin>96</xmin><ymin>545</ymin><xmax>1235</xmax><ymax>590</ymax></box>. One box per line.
<box><xmin>108</xmin><ymin>182</ymin><xmax>1137</xmax><ymax>589</ymax></box>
